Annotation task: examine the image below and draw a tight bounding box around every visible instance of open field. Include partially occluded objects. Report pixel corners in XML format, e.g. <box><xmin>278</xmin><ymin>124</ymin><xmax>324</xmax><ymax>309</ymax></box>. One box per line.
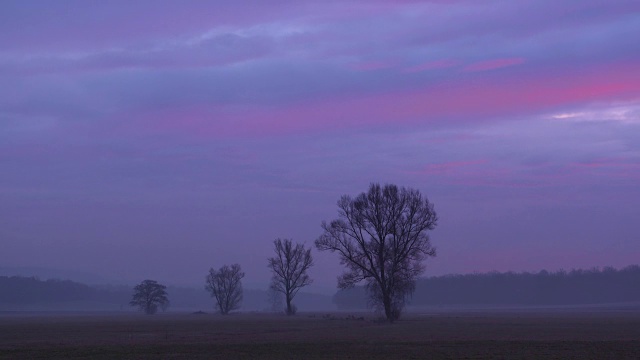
<box><xmin>1</xmin><ymin>310</ymin><xmax>640</xmax><ymax>359</ymax></box>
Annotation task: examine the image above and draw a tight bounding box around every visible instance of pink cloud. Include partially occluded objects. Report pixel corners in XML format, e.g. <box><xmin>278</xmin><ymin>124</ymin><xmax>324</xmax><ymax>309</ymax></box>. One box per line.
<box><xmin>464</xmin><ymin>57</ymin><xmax>525</xmax><ymax>72</ymax></box>
<box><xmin>417</xmin><ymin>160</ymin><xmax>488</xmax><ymax>175</ymax></box>
<box><xmin>422</xmin><ymin>156</ymin><xmax>640</xmax><ymax>190</ymax></box>
<box><xmin>568</xmin><ymin>158</ymin><xmax>640</xmax><ymax>181</ymax></box>
<box><xmin>103</xmin><ymin>60</ymin><xmax>640</xmax><ymax>139</ymax></box>
<box><xmin>349</xmin><ymin>60</ymin><xmax>398</xmax><ymax>71</ymax></box>
<box><xmin>403</xmin><ymin>59</ymin><xmax>459</xmax><ymax>73</ymax></box>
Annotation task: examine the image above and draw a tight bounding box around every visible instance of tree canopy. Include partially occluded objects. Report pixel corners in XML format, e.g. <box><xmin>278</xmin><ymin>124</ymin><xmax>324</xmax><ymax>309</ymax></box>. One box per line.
<box><xmin>268</xmin><ymin>238</ymin><xmax>314</xmax><ymax>315</ymax></box>
<box><xmin>316</xmin><ymin>183</ymin><xmax>437</xmax><ymax>321</ymax></box>
<box><xmin>130</xmin><ymin>279</ymin><xmax>169</xmax><ymax>315</ymax></box>
<box><xmin>205</xmin><ymin>264</ymin><xmax>245</xmax><ymax>314</ymax></box>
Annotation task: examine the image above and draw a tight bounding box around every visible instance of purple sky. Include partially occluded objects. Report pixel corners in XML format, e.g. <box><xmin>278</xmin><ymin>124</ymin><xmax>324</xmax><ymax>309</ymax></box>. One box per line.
<box><xmin>2</xmin><ymin>0</ymin><xmax>639</xmax><ymax>292</ymax></box>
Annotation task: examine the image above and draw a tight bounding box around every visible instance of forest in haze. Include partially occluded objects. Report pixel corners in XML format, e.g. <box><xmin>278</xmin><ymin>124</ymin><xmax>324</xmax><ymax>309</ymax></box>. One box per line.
<box><xmin>335</xmin><ymin>265</ymin><xmax>640</xmax><ymax>309</ymax></box>
<box><xmin>2</xmin><ymin>265</ymin><xmax>639</xmax><ymax>312</ymax></box>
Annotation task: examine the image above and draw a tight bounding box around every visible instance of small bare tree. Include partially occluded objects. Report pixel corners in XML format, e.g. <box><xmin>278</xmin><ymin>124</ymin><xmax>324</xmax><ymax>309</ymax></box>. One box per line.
<box><xmin>130</xmin><ymin>279</ymin><xmax>169</xmax><ymax>315</ymax></box>
<box><xmin>267</xmin><ymin>239</ymin><xmax>313</xmax><ymax>315</ymax></box>
<box><xmin>205</xmin><ymin>264</ymin><xmax>245</xmax><ymax>314</ymax></box>
<box><xmin>315</xmin><ymin>183</ymin><xmax>438</xmax><ymax>322</ymax></box>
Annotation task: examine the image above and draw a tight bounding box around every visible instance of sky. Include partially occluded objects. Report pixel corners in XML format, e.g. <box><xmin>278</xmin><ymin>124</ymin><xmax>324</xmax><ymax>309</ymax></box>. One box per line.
<box><xmin>1</xmin><ymin>0</ymin><xmax>639</xmax><ymax>293</ymax></box>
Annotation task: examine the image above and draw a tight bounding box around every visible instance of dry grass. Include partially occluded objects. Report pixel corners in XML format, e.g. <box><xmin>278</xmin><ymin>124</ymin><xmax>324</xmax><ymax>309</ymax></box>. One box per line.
<box><xmin>1</xmin><ymin>311</ymin><xmax>639</xmax><ymax>359</ymax></box>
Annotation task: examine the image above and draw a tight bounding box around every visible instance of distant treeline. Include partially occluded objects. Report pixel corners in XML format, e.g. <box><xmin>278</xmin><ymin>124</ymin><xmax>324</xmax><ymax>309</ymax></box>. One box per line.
<box><xmin>0</xmin><ymin>276</ymin><xmax>130</xmax><ymax>309</ymax></box>
<box><xmin>0</xmin><ymin>276</ymin><xmax>333</xmax><ymax>312</ymax></box>
<box><xmin>334</xmin><ymin>265</ymin><xmax>640</xmax><ymax>309</ymax></box>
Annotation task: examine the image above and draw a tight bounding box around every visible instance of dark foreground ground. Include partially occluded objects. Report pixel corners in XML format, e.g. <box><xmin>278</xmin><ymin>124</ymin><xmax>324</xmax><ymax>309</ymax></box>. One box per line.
<box><xmin>1</xmin><ymin>310</ymin><xmax>639</xmax><ymax>359</ymax></box>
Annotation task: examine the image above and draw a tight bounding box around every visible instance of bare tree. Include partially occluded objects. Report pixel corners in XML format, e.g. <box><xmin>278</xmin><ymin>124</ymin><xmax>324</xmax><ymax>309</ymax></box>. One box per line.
<box><xmin>205</xmin><ymin>264</ymin><xmax>245</xmax><ymax>314</ymax></box>
<box><xmin>130</xmin><ymin>279</ymin><xmax>169</xmax><ymax>315</ymax></box>
<box><xmin>315</xmin><ymin>183</ymin><xmax>438</xmax><ymax>322</ymax></box>
<box><xmin>268</xmin><ymin>239</ymin><xmax>313</xmax><ymax>315</ymax></box>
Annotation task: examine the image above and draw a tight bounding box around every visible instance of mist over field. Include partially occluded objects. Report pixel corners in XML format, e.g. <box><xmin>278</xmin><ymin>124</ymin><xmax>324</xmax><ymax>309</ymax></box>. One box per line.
<box><xmin>2</xmin><ymin>265</ymin><xmax>639</xmax><ymax>314</ymax></box>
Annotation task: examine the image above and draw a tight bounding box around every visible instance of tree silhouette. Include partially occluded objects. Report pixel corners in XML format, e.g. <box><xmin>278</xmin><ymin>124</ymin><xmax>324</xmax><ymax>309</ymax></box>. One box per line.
<box><xmin>316</xmin><ymin>183</ymin><xmax>437</xmax><ymax>322</ymax></box>
<box><xmin>130</xmin><ymin>279</ymin><xmax>169</xmax><ymax>315</ymax></box>
<box><xmin>205</xmin><ymin>264</ymin><xmax>244</xmax><ymax>314</ymax></box>
<box><xmin>268</xmin><ymin>238</ymin><xmax>314</xmax><ymax>315</ymax></box>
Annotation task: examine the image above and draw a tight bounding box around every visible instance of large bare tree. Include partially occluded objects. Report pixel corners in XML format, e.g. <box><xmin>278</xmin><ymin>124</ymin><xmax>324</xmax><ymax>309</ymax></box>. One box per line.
<box><xmin>130</xmin><ymin>279</ymin><xmax>169</xmax><ymax>315</ymax></box>
<box><xmin>315</xmin><ymin>183</ymin><xmax>438</xmax><ymax>322</ymax></box>
<box><xmin>268</xmin><ymin>239</ymin><xmax>313</xmax><ymax>315</ymax></box>
<box><xmin>205</xmin><ymin>264</ymin><xmax>245</xmax><ymax>314</ymax></box>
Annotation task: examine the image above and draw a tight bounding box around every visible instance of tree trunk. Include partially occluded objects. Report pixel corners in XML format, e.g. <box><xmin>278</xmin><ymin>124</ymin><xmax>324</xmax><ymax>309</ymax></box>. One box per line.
<box><xmin>286</xmin><ymin>295</ymin><xmax>293</xmax><ymax>315</ymax></box>
<box><xmin>383</xmin><ymin>294</ymin><xmax>394</xmax><ymax>323</ymax></box>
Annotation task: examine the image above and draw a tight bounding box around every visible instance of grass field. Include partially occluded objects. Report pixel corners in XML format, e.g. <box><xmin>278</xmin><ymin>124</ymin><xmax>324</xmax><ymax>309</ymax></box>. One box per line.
<box><xmin>1</xmin><ymin>310</ymin><xmax>639</xmax><ymax>359</ymax></box>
